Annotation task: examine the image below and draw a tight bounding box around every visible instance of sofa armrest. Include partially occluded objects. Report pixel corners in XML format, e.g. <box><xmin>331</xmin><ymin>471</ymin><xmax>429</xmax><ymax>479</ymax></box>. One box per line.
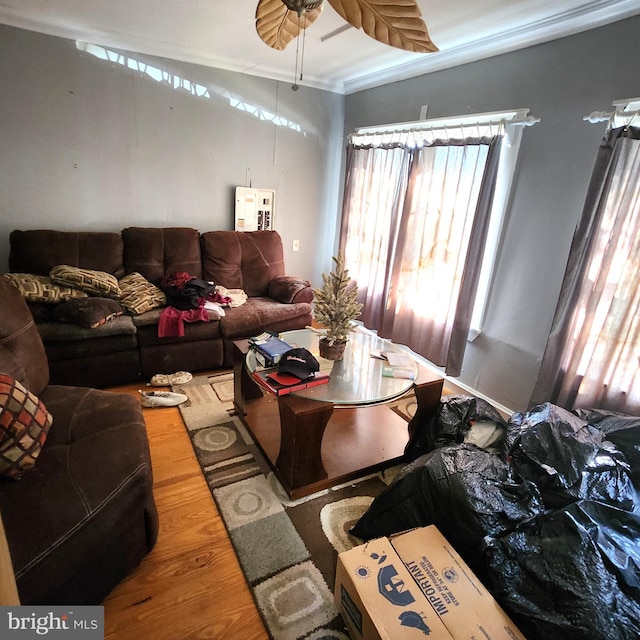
<box><xmin>0</xmin><ymin>511</ymin><xmax>19</xmax><ymax>605</ymax></box>
<box><xmin>268</xmin><ymin>276</ymin><xmax>314</xmax><ymax>304</ymax></box>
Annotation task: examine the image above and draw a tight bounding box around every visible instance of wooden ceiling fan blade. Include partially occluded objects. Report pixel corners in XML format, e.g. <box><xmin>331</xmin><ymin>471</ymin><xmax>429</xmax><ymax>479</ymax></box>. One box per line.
<box><xmin>256</xmin><ymin>0</ymin><xmax>323</xmax><ymax>50</ymax></box>
<box><xmin>327</xmin><ymin>0</ymin><xmax>438</xmax><ymax>53</ymax></box>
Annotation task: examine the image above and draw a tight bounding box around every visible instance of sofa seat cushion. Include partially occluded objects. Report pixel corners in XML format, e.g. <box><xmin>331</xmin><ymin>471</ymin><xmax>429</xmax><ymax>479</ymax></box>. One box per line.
<box><xmin>36</xmin><ymin>315</ymin><xmax>137</xmax><ymax>342</ymax></box>
<box><xmin>136</xmin><ymin>315</ymin><xmax>222</xmax><ymax>347</ymax></box>
<box><xmin>43</xmin><ymin>334</ymin><xmax>139</xmax><ymax>361</ymax></box>
<box><xmin>219</xmin><ymin>297</ymin><xmax>313</xmax><ymax>339</ymax></box>
<box><xmin>130</xmin><ymin>308</ymin><xmax>167</xmax><ymax>328</ymax></box>
<box><xmin>0</xmin><ymin>385</ymin><xmax>157</xmax><ymax>604</ymax></box>
<box><xmin>132</xmin><ymin>307</ymin><xmax>222</xmax><ymax>328</ymax></box>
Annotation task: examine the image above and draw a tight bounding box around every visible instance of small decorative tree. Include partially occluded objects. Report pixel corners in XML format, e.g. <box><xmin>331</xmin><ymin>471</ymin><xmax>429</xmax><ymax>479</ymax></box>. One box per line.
<box><xmin>313</xmin><ymin>253</ymin><xmax>363</xmax><ymax>360</ymax></box>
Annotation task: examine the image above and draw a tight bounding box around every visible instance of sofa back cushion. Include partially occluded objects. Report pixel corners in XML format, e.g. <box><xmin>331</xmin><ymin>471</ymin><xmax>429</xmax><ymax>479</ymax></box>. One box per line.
<box><xmin>122</xmin><ymin>227</ymin><xmax>202</xmax><ymax>284</ymax></box>
<box><xmin>9</xmin><ymin>230</ymin><xmax>125</xmax><ymax>278</ymax></box>
<box><xmin>200</xmin><ymin>231</ymin><xmax>285</xmax><ymax>296</ymax></box>
<box><xmin>0</xmin><ymin>280</ymin><xmax>49</xmax><ymax>396</ymax></box>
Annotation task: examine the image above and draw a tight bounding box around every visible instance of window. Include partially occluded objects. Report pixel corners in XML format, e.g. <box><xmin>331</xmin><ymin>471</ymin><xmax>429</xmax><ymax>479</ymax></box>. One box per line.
<box><xmin>532</xmin><ymin>97</ymin><xmax>640</xmax><ymax>412</ymax></box>
<box><xmin>341</xmin><ymin>109</ymin><xmax>536</xmax><ymax>374</ymax></box>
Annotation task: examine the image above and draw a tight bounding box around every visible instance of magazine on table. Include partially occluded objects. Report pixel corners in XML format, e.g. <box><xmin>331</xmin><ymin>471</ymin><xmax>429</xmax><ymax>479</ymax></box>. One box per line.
<box><xmin>371</xmin><ymin>348</ymin><xmax>416</xmax><ymax>379</ymax></box>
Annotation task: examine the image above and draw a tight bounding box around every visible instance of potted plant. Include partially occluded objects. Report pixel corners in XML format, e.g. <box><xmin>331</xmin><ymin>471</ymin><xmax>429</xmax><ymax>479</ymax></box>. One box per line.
<box><xmin>312</xmin><ymin>253</ymin><xmax>363</xmax><ymax>360</ymax></box>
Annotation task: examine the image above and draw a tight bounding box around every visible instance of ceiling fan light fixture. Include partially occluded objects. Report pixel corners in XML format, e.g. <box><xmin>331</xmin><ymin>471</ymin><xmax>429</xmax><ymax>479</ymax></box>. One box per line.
<box><xmin>281</xmin><ymin>0</ymin><xmax>323</xmax><ymax>14</ymax></box>
<box><xmin>255</xmin><ymin>0</ymin><xmax>438</xmax><ymax>83</ymax></box>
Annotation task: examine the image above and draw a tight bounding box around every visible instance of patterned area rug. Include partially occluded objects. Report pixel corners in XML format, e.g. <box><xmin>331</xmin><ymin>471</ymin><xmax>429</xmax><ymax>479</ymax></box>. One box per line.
<box><xmin>173</xmin><ymin>372</ymin><xmax>410</xmax><ymax>640</ymax></box>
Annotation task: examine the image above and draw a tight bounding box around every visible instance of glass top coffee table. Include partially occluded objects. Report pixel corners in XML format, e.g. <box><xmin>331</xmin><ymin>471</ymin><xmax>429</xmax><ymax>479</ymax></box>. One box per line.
<box><xmin>246</xmin><ymin>327</ymin><xmax>419</xmax><ymax>406</ymax></box>
<box><xmin>233</xmin><ymin>327</ymin><xmax>443</xmax><ymax>499</ymax></box>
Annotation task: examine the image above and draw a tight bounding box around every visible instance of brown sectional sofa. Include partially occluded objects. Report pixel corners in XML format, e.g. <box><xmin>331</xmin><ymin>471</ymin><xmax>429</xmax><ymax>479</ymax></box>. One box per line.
<box><xmin>0</xmin><ymin>279</ymin><xmax>159</xmax><ymax>604</ymax></box>
<box><xmin>7</xmin><ymin>228</ymin><xmax>314</xmax><ymax>388</ymax></box>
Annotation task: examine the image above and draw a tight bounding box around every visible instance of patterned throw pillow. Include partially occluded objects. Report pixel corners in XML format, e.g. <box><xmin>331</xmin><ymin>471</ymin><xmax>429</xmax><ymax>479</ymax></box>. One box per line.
<box><xmin>0</xmin><ymin>273</ymin><xmax>88</xmax><ymax>304</ymax></box>
<box><xmin>50</xmin><ymin>265</ymin><xmax>121</xmax><ymax>298</ymax></box>
<box><xmin>0</xmin><ymin>374</ymin><xmax>53</xmax><ymax>479</ymax></box>
<box><xmin>118</xmin><ymin>272</ymin><xmax>167</xmax><ymax>315</ymax></box>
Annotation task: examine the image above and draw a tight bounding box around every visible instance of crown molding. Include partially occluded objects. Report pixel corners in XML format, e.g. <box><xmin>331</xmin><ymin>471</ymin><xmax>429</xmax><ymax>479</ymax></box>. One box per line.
<box><xmin>0</xmin><ymin>4</ymin><xmax>343</xmax><ymax>93</ymax></box>
<box><xmin>342</xmin><ymin>0</ymin><xmax>640</xmax><ymax>94</ymax></box>
<box><xmin>0</xmin><ymin>0</ymin><xmax>638</xmax><ymax>95</ymax></box>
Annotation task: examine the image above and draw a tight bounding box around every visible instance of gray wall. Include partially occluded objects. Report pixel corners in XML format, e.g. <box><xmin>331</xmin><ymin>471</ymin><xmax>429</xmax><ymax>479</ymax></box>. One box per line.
<box><xmin>0</xmin><ymin>24</ymin><xmax>344</xmax><ymax>284</ymax></box>
<box><xmin>2</xmin><ymin>17</ymin><xmax>639</xmax><ymax>412</ymax></box>
<box><xmin>345</xmin><ymin>16</ymin><xmax>640</xmax><ymax>412</ymax></box>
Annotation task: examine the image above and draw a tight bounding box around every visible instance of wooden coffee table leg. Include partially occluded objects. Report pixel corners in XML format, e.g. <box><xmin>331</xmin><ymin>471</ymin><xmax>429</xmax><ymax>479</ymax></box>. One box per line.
<box><xmin>276</xmin><ymin>395</ymin><xmax>333</xmax><ymax>492</ymax></box>
<box><xmin>232</xmin><ymin>340</ymin><xmax>263</xmax><ymax>415</ymax></box>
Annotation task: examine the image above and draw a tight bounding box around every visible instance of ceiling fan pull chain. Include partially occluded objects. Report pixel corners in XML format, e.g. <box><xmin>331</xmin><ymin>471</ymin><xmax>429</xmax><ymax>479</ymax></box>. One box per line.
<box><xmin>300</xmin><ymin>12</ymin><xmax>307</xmax><ymax>83</ymax></box>
<box><xmin>292</xmin><ymin>12</ymin><xmax>301</xmax><ymax>91</ymax></box>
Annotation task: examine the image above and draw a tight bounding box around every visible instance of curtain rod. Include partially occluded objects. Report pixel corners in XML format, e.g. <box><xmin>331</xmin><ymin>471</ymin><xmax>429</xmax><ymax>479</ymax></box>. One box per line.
<box><xmin>353</xmin><ymin>109</ymin><xmax>539</xmax><ymax>136</ymax></box>
<box><xmin>583</xmin><ymin>96</ymin><xmax>640</xmax><ymax>124</ymax></box>
<box><xmin>584</xmin><ymin>109</ymin><xmax>640</xmax><ymax>123</ymax></box>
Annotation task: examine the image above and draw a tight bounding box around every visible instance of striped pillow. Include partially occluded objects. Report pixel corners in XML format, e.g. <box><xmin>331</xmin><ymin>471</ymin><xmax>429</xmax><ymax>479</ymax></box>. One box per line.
<box><xmin>0</xmin><ymin>374</ymin><xmax>53</xmax><ymax>479</ymax></box>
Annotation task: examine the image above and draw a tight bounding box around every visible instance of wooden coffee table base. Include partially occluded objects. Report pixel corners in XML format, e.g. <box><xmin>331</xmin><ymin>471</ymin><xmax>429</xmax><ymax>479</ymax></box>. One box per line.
<box><xmin>276</xmin><ymin>395</ymin><xmax>332</xmax><ymax>491</ymax></box>
<box><xmin>233</xmin><ymin>339</ymin><xmax>443</xmax><ymax>499</ymax></box>
<box><xmin>239</xmin><ymin>392</ymin><xmax>412</xmax><ymax>499</ymax></box>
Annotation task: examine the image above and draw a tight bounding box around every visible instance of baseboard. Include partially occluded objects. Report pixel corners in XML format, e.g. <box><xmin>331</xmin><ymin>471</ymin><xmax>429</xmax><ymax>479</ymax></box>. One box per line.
<box><xmin>436</xmin><ymin>376</ymin><xmax>515</xmax><ymax>421</ymax></box>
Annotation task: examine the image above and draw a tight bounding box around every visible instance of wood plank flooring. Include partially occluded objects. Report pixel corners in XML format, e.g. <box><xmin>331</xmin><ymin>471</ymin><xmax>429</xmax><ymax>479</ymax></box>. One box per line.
<box><xmin>102</xmin><ymin>380</ymin><xmax>268</xmax><ymax>640</ymax></box>
<box><xmin>101</xmin><ymin>373</ymin><xmax>448</xmax><ymax>638</ymax></box>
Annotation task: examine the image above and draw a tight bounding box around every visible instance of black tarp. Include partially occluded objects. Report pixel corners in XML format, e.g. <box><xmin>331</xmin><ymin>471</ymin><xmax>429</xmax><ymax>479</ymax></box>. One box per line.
<box><xmin>351</xmin><ymin>398</ymin><xmax>640</xmax><ymax>639</ymax></box>
<box><xmin>507</xmin><ymin>403</ymin><xmax>638</xmax><ymax>512</ymax></box>
<box><xmin>350</xmin><ymin>444</ymin><xmax>544</xmax><ymax>570</ymax></box>
<box><xmin>406</xmin><ymin>394</ymin><xmax>507</xmax><ymax>461</ymax></box>
<box><xmin>484</xmin><ymin>500</ymin><xmax>640</xmax><ymax>640</ymax></box>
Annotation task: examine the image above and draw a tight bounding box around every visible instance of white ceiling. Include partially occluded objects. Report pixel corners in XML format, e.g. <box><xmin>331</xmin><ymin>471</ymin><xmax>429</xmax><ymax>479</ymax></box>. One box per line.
<box><xmin>0</xmin><ymin>0</ymin><xmax>638</xmax><ymax>94</ymax></box>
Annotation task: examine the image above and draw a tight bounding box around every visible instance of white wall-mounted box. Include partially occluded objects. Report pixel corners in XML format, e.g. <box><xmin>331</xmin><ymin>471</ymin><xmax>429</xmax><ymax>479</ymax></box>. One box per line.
<box><xmin>234</xmin><ymin>187</ymin><xmax>275</xmax><ymax>231</ymax></box>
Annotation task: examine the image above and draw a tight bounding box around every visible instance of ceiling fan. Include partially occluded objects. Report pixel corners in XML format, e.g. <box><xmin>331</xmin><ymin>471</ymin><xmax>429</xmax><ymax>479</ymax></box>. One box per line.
<box><xmin>255</xmin><ymin>0</ymin><xmax>438</xmax><ymax>54</ymax></box>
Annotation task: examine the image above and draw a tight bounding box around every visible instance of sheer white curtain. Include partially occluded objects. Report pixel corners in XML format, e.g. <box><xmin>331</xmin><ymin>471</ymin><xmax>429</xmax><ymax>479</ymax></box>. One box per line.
<box><xmin>340</xmin><ymin>134</ymin><xmax>502</xmax><ymax>375</ymax></box>
<box><xmin>532</xmin><ymin>127</ymin><xmax>640</xmax><ymax>412</ymax></box>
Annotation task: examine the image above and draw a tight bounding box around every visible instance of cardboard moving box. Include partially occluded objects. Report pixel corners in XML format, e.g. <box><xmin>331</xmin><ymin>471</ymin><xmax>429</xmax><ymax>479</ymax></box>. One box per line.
<box><xmin>335</xmin><ymin>525</ymin><xmax>526</xmax><ymax>640</ymax></box>
<box><xmin>336</xmin><ymin>534</ymin><xmax>455</xmax><ymax>640</ymax></box>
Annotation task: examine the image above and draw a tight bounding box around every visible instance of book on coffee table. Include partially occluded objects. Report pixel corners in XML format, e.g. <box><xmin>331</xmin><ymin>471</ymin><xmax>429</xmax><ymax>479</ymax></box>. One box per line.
<box><xmin>252</xmin><ymin>368</ymin><xmax>330</xmax><ymax>396</ymax></box>
<box><xmin>249</xmin><ymin>332</ymin><xmax>294</xmax><ymax>366</ymax></box>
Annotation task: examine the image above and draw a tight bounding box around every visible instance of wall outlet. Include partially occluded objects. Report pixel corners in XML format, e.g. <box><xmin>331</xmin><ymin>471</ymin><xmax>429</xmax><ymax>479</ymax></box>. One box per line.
<box><xmin>292</xmin><ymin>239</ymin><xmax>300</xmax><ymax>252</ymax></box>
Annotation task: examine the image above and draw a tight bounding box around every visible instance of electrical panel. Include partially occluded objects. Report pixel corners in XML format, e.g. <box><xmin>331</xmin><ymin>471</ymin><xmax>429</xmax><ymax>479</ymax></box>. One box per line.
<box><xmin>235</xmin><ymin>187</ymin><xmax>275</xmax><ymax>231</ymax></box>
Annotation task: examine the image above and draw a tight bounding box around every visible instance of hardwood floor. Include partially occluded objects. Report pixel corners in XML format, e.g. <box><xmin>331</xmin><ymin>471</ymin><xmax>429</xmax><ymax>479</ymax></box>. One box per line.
<box><xmin>101</xmin><ymin>371</ymin><xmax>449</xmax><ymax>638</ymax></box>
<box><xmin>102</xmin><ymin>380</ymin><xmax>268</xmax><ymax>640</ymax></box>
